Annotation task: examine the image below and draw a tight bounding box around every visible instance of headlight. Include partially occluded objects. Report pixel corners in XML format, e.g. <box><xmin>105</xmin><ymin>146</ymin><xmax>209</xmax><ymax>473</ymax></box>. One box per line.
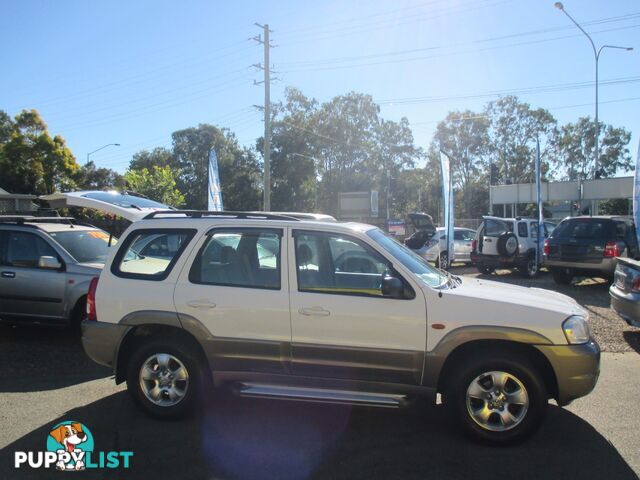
<box><xmin>562</xmin><ymin>315</ymin><xmax>590</xmax><ymax>344</ymax></box>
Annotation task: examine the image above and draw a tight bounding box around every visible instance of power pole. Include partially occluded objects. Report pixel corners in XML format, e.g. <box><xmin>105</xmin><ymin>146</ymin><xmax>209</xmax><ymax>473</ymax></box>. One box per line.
<box><xmin>252</xmin><ymin>23</ymin><xmax>273</xmax><ymax>211</ymax></box>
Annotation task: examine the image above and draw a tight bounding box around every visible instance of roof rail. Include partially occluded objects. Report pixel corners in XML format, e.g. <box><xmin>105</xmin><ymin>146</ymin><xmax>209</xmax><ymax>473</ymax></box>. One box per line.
<box><xmin>0</xmin><ymin>215</ymin><xmax>78</xmax><ymax>224</ymax></box>
<box><xmin>142</xmin><ymin>210</ymin><xmax>301</xmax><ymax>221</ymax></box>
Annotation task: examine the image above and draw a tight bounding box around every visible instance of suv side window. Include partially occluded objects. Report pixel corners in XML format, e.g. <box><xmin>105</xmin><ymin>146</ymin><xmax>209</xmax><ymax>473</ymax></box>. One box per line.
<box><xmin>294</xmin><ymin>231</ymin><xmax>390</xmax><ymax>297</ymax></box>
<box><xmin>3</xmin><ymin>231</ymin><xmax>58</xmax><ymax>268</ymax></box>
<box><xmin>112</xmin><ymin>229</ymin><xmax>195</xmax><ymax>280</ymax></box>
<box><xmin>518</xmin><ymin>222</ymin><xmax>528</xmax><ymax>237</ymax></box>
<box><xmin>189</xmin><ymin>228</ymin><xmax>281</xmax><ymax>290</ymax></box>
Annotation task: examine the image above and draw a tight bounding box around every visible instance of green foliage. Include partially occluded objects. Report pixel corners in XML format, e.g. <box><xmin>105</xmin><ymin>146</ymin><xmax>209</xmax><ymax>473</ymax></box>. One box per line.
<box><xmin>124</xmin><ymin>166</ymin><xmax>185</xmax><ymax>207</ymax></box>
<box><xmin>0</xmin><ymin>109</ymin><xmax>79</xmax><ymax>194</ymax></box>
<box><xmin>75</xmin><ymin>161</ymin><xmax>125</xmax><ymax>190</ymax></box>
<box><xmin>554</xmin><ymin>117</ymin><xmax>632</xmax><ymax>180</ymax></box>
<box><xmin>599</xmin><ymin>198</ymin><xmax>630</xmax><ymax>215</ymax></box>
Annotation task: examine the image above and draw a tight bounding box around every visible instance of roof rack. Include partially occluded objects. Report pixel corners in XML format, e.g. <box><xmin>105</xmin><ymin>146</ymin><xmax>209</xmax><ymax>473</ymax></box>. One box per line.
<box><xmin>143</xmin><ymin>210</ymin><xmax>301</xmax><ymax>221</ymax></box>
<box><xmin>0</xmin><ymin>215</ymin><xmax>78</xmax><ymax>224</ymax></box>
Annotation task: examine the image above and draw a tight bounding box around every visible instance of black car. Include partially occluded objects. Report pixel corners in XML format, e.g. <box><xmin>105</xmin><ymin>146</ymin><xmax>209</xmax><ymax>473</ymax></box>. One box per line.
<box><xmin>544</xmin><ymin>216</ymin><xmax>639</xmax><ymax>285</ymax></box>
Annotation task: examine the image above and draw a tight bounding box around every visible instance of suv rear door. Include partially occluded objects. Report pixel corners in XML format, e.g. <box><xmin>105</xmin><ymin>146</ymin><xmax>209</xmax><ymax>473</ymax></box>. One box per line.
<box><xmin>479</xmin><ymin>218</ymin><xmax>510</xmax><ymax>256</ymax></box>
<box><xmin>546</xmin><ymin>218</ymin><xmax>614</xmax><ymax>263</ymax></box>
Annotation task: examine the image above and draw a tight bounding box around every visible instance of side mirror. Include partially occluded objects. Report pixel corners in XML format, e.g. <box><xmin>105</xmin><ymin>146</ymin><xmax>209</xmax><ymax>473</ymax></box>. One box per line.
<box><xmin>38</xmin><ymin>256</ymin><xmax>62</xmax><ymax>270</ymax></box>
<box><xmin>382</xmin><ymin>275</ymin><xmax>404</xmax><ymax>299</ymax></box>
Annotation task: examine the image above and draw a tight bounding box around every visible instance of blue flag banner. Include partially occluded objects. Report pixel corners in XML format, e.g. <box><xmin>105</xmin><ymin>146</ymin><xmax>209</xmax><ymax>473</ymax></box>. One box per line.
<box><xmin>208</xmin><ymin>149</ymin><xmax>223</xmax><ymax>211</ymax></box>
<box><xmin>634</xmin><ymin>140</ymin><xmax>640</xmax><ymax>247</ymax></box>
<box><xmin>440</xmin><ymin>151</ymin><xmax>455</xmax><ymax>264</ymax></box>
<box><xmin>535</xmin><ymin>137</ymin><xmax>544</xmax><ymax>265</ymax></box>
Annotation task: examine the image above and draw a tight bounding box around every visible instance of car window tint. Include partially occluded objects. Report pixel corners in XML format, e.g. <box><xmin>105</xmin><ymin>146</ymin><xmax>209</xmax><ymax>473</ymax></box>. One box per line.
<box><xmin>485</xmin><ymin>219</ymin><xmax>507</xmax><ymax>236</ymax></box>
<box><xmin>294</xmin><ymin>231</ymin><xmax>389</xmax><ymax>297</ymax></box>
<box><xmin>552</xmin><ymin>219</ymin><xmax>612</xmax><ymax>240</ymax></box>
<box><xmin>114</xmin><ymin>229</ymin><xmax>194</xmax><ymax>280</ymax></box>
<box><xmin>454</xmin><ymin>230</ymin><xmax>464</xmax><ymax>241</ymax></box>
<box><xmin>5</xmin><ymin>232</ymin><xmax>58</xmax><ymax>268</ymax></box>
<box><xmin>190</xmin><ymin>229</ymin><xmax>281</xmax><ymax>290</ymax></box>
<box><xmin>518</xmin><ymin>222</ymin><xmax>528</xmax><ymax>237</ymax></box>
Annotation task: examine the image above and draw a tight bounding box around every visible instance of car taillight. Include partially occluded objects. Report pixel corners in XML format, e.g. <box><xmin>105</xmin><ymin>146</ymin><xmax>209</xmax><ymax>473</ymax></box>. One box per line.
<box><xmin>632</xmin><ymin>277</ymin><xmax>640</xmax><ymax>292</ymax></box>
<box><xmin>471</xmin><ymin>239</ymin><xmax>477</xmax><ymax>252</ymax></box>
<box><xmin>603</xmin><ymin>241</ymin><xmax>620</xmax><ymax>258</ymax></box>
<box><xmin>543</xmin><ymin>239</ymin><xmax>549</xmax><ymax>255</ymax></box>
<box><xmin>86</xmin><ymin>276</ymin><xmax>99</xmax><ymax>321</ymax></box>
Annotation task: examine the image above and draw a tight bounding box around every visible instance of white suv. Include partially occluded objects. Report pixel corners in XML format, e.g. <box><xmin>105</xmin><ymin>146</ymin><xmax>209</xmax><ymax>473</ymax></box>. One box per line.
<box><xmin>82</xmin><ymin>210</ymin><xmax>598</xmax><ymax>444</ymax></box>
<box><xmin>472</xmin><ymin>216</ymin><xmax>556</xmax><ymax>278</ymax></box>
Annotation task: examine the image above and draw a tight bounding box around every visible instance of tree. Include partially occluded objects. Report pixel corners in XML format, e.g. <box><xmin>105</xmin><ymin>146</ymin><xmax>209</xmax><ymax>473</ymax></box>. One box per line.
<box><xmin>124</xmin><ymin>166</ymin><xmax>185</xmax><ymax>207</ymax></box>
<box><xmin>433</xmin><ymin>111</ymin><xmax>490</xmax><ymax>219</ymax></box>
<box><xmin>554</xmin><ymin>117</ymin><xmax>632</xmax><ymax>180</ymax></box>
<box><xmin>171</xmin><ymin>124</ymin><xmax>261</xmax><ymax>210</ymax></box>
<box><xmin>129</xmin><ymin>147</ymin><xmax>173</xmax><ymax>171</ymax></box>
<box><xmin>75</xmin><ymin>161</ymin><xmax>125</xmax><ymax>190</ymax></box>
<box><xmin>485</xmin><ymin>96</ymin><xmax>556</xmax><ymax>184</ymax></box>
<box><xmin>0</xmin><ymin>109</ymin><xmax>79</xmax><ymax>194</ymax></box>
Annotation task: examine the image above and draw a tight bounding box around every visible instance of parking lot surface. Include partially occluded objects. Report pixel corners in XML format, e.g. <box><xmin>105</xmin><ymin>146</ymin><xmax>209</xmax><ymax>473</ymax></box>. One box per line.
<box><xmin>1</xmin><ymin>268</ymin><xmax>639</xmax><ymax>479</ymax></box>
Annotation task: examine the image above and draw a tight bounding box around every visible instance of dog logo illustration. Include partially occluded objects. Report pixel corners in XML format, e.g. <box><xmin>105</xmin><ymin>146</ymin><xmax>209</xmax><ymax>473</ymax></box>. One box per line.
<box><xmin>46</xmin><ymin>421</ymin><xmax>94</xmax><ymax>471</ymax></box>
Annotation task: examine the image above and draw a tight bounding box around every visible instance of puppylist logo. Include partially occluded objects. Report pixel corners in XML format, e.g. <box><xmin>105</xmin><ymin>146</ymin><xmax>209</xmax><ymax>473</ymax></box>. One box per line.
<box><xmin>14</xmin><ymin>421</ymin><xmax>133</xmax><ymax>471</ymax></box>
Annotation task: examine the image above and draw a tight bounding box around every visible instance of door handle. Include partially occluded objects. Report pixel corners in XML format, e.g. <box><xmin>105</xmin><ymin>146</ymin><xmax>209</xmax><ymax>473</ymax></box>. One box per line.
<box><xmin>186</xmin><ymin>300</ymin><xmax>217</xmax><ymax>309</ymax></box>
<box><xmin>299</xmin><ymin>306</ymin><xmax>330</xmax><ymax>317</ymax></box>
<box><xmin>1</xmin><ymin>271</ymin><xmax>15</xmax><ymax>278</ymax></box>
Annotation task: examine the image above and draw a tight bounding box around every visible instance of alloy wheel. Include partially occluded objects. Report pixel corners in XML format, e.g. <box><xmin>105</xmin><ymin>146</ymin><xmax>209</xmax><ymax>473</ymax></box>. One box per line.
<box><xmin>139</xmin><ymin>353</ymin><xmax>190</xmax><ymax>407</ymax></box>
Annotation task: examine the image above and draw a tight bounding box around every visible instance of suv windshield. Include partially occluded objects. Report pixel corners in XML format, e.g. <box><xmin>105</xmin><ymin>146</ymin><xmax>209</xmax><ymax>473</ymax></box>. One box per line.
<box><xmin>49</xmin><ymin>229</ymin><xmax>116</xmax><ymax>264</ymax></box>
<box><xmin>367</xmin><ymin>228</ymin><xmax>446</xmax><ymax>288</ymax></box>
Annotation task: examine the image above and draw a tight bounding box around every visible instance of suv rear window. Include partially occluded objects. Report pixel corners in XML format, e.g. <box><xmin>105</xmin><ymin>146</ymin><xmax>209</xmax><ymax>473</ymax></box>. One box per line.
<box><xmin>112</xmin><ymin>229</ymin><xmax>195</xmax><ymax>280</ymax></box>
<box><xmin>551</xmin><ymin>219</ymin><xmax>613</xmax><ymax>240</ymax></box>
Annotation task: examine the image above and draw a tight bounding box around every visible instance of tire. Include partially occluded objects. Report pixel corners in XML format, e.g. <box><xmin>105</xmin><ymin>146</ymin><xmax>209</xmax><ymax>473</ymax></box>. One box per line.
<box><xmin>126</xmin><ymin>340</ymin><xmax>201</xmax><ymax>419</ymax></box>
<box><xmin>551</xmin><ymin>269</ymin><xmax>572</xmax><ymax>285</ymax></box>
<box><xmin>521</xmin><ymin>257</ymin><xmax>539</xmax><ymax>279</ymax></box>
<box><xmin>69</xmin><ymin>298</ymin><xmax>87</xmax><ymax>334</ymax></box>
<box><xmin>443</xmin><ymin>351</ymin><xmax>547</xmax><ymax>445</ymax></box>
<box><xmin>477</xmin><ymin>264</ymin><xmax>495</xmax><ymax>275</ymax></box>
<box><xmin>497</xmin><ymin>232</ymin><xmax>518</xmax><ymax>257</ymax></box>
<box><xmin>436</xmin><ymin>251</ymin><xmax>449</xmax><ymax>270</ymax></box>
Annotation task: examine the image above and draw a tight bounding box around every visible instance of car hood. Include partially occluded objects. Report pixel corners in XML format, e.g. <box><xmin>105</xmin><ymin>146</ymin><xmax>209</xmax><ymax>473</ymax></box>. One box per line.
<box><xmin>450</xmin><ymin>277</ymin><xmax>584</xmax><ymax>316</ymax></box>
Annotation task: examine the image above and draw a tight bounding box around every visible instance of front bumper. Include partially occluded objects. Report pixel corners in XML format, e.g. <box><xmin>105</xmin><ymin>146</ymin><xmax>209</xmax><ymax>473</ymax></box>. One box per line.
<box><xmin>609</xmin><ymin>286</ymin><xmax>640</xmax><ymax>327</ymax></box>
<box><xmin>535</xmin><ymin>340</ymin><xmax>600</xmax><ymax>406</ymax></box>
<box><xmin>81</xmin><ymin>320</ymin><xmax>130</xmax><ymax>370</ymax></box>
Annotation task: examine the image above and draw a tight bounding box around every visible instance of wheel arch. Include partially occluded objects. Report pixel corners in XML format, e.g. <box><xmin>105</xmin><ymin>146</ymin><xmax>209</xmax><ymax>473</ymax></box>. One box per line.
<box><xmin>435</xmin><ymin>339</ymin><xmax>558</xmax><ymax>401</ymax></box>
<box><xmin>115</xmin><ymin>322</ymin><xmax>209</xmax><ymax>385</ymax></box>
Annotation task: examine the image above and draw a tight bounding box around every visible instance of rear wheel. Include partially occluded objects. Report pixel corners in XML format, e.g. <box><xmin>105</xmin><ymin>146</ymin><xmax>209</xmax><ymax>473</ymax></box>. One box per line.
<box><xmin>127</xmin><ymin>340</ymin><xmax>201</xmax><ymax>418</ymax></box>
<box><xmin>477</xmin><ymin>264</ymin><xmax>495</xmax><ymax>275</ymax></box>
<box><xmin>551</xmin><ymin>269</ymin><xmax>572</xmax><ymax>285</ymax></box>
<box><xmin>443</xmin><ymin>352</ymin><xmax>547</xmax><ymax>444</ymax></box>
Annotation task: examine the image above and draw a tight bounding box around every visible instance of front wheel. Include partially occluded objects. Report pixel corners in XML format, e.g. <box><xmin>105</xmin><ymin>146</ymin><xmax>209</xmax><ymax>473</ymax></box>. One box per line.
<box><xmin>522</xmin><ymin>258</ymin><xmax>539</xmax><ymax>279</ymax></box>
<box><xmin>443</xmin><ymin>353</ymin><xmax>547</xmax><ymax>444</ymax></box>
<box><xmin>551</xmin><ymin>269</ymin><xmax>572</xmax><ymax>285</ymax></box>
<box><xmin>127</xmin><ymin>340</ymin><xmax>201</xmax><ymax>418</ymax></box>
<box><xmin>436</xmin><ymin>252</ymin><xmax>449</xmax><ymax>270</ymax></box>
<box><xmin>477</xmin><ymin>264</ymin><xmax>495</xmax><ymax>275</ymax></box>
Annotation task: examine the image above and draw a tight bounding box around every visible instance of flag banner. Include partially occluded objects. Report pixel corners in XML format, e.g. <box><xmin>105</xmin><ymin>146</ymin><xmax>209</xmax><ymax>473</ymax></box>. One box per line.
<box><xmin>208</xmin><ymin>149</ymin><xmax>223</xmax><ymax>211</ymax></box>
<box><xmin>440</xmin><ymin>151</ymin><xmax>455</xmax><ymax>264</ymax></box>
<box><xmin>535</xmin><ymin>137</ymin><xmax>544</xmax><ymax>265</ymax></box>
<box><xmin>634</xmin><ymin>140</ymin><xmax>640</xmax><ymax>248</ymax></box>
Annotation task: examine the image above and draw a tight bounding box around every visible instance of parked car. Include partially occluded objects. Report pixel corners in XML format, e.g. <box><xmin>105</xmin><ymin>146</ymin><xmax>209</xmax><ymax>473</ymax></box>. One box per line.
<box><xmin>544</xmin><ymin>216</ymin><xmax>639</xmax><ymax>285</ymax></box>
<box><xmin>409</xmin><ymin>226</ymin><xmax>476</xmax><ymax>269</ymax></box>
<box><xmin>471</xmin><ymin>216</ymin><xmax>556</xmax><ymax>278</ymax></box>
<box><xmin>82</xmin><ymin>210</ymin><xmax>599</xmax><ymax>444</ymax></box>
<box><xmin>404</xmin><ymin>212</ymin><xmax>437</xmax><ymax>249</ymax></box>
<box><xmin>609</xmin><ymin>258</ymin><xmax>640</xmax><ymax>327</ymax></box>
<box><xmin>0</xmin><ymin>216</ymin><xmax>116</xmax><ymax>328</ymax></box>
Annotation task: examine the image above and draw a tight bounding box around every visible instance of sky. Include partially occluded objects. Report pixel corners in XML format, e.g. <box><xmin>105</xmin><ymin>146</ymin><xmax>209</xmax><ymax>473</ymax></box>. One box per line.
<box><xmin>1</xmin><ymin>0</ymin><xmax>638</xmax><ymax>175</ymax></box>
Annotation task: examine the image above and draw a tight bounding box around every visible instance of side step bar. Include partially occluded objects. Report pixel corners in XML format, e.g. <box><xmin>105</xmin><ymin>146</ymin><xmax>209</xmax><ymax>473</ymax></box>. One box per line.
<box><xmin>237</xmin><ymin>383</ymin><xmax>408</xmax><ymax>408</ymax></box>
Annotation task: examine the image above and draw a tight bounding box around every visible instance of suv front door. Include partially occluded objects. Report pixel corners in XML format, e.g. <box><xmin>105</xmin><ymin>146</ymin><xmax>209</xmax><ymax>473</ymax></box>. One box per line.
<box><xmin>0</xmin><ymin>230</ymin><xmax>67</xmax><ymax>321</ymax></box>
<box><xmin>288</xmin><ymin>229</ymin><xmax>427</xmax><ymax>385</ymax></box>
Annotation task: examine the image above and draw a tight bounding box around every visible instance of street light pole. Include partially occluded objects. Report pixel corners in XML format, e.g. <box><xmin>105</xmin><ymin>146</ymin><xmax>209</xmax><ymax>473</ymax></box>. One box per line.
<box><xmin>554</xmin><ymin>3</ymin><xmax>633</xmax><ymax>178</ymax></box>
<box><xmin>86</xmin><ymin>143</ymin><xmax>120</xmax><ymax>164</ymax></box>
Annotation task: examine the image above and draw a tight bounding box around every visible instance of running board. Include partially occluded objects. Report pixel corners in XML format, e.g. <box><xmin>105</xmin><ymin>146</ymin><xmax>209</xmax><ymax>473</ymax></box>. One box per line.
<box><xmin>236</xmin><ymin>383</ymin><xmax>407</xmax><ymax>408</ymax></box>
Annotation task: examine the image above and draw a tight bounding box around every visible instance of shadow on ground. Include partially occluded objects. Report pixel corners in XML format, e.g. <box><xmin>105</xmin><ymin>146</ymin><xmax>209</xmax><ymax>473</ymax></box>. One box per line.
<box><xmin>0</xmin><ymin>323</ymin><xmax>110</xmax><ymax>392</ymax></box>
<box><xmin>1</xmin><ymin>392</ymin><xmax>636</xmax><ymax>480</ymax></box>
<box><xmin>623</xmin><ymin>330</ymin><xmax>640</xmax><ymax>353</ymax></box>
